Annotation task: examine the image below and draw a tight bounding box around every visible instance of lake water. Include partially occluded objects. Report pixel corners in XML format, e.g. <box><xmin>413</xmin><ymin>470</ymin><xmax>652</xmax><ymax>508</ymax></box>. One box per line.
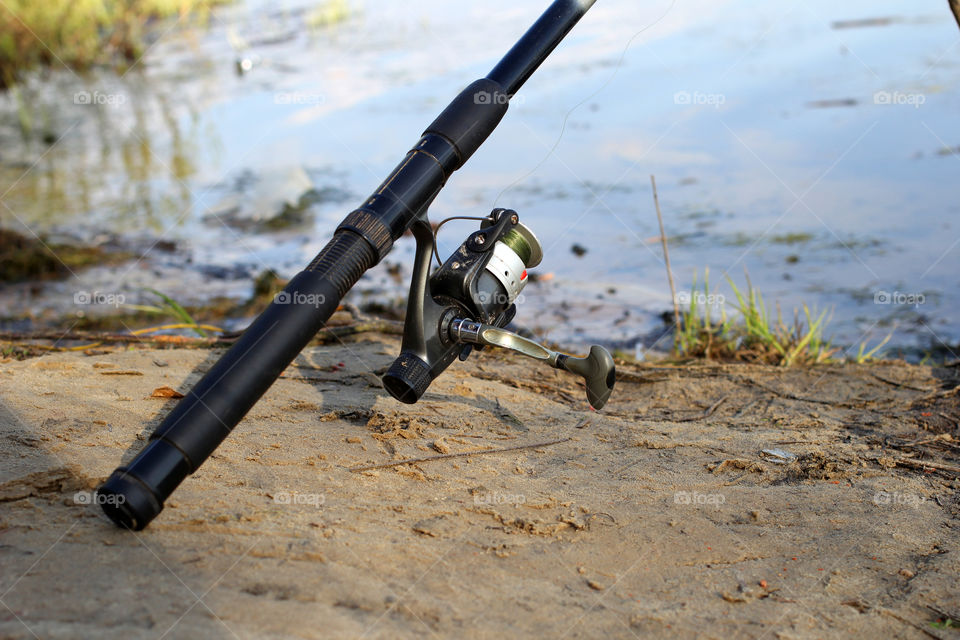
<box><xmin>1</xmin><ymin>0</ymin><xmax>957</xmax><ymax>359</ymax></box>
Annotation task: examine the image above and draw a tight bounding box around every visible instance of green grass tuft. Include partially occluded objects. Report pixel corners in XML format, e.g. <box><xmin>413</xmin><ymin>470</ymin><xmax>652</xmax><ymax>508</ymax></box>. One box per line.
<box><xmin>123</xmin><ymin>288</ymin><xmax>207</xmax><ymax>337</ymax></box>
<box><xmin>673</xmin><ymin>269</ymin><xmax>888</xmax><ymax>366</ymax></box>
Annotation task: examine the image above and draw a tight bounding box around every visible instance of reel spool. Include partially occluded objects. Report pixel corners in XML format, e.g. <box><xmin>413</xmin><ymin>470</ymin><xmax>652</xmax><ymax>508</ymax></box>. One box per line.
<box><xmin>475</xmin><ymin>223</ymin><xmax>542</xmax><ymax>310</ymax></box>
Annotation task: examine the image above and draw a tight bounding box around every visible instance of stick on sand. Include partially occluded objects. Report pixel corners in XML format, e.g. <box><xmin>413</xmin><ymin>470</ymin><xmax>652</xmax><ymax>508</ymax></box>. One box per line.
<box><xmin>651</xmin><ymin>175</ymin><xmax>680</xmax><ymax>338</ymax></box>
<box><xmin>350</xmin><ymin>437</ymin><xmax>572</xmax><ymax>472</ymax></box>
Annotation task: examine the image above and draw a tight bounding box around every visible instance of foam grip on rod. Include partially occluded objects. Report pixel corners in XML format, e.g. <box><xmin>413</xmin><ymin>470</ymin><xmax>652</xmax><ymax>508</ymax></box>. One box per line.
<box><xmin>98</xmin><ymin>231</ymin><xmax>376</xmax><ymax>529</ymax></box>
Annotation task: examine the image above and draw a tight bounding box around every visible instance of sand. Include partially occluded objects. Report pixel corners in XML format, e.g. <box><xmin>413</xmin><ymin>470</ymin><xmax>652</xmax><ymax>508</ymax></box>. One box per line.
<box><xmin>1</xmin><ymin>335</ymin><xmax>958</xmax><ymax>639</ymax></box>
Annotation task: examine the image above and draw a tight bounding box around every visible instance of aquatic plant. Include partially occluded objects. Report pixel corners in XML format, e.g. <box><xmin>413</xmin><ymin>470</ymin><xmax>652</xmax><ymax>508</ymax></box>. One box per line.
<box><xmin>0</xmin><ymin>0</ymin><xmax>222</xmax><ymax>87</ymax></box>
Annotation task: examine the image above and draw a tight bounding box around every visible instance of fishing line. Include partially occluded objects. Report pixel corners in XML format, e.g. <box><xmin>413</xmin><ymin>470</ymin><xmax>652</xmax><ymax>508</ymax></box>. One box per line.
<box><xmin>492</xmin><ymin>0</ymin><xmax>678</xmax><ymax>208</ymax></box>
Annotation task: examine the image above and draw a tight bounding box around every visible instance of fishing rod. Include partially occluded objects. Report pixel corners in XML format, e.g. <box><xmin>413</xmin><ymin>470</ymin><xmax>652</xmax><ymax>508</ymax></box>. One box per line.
<box><xmin>98</xmin><ymin>0</ymin><xmax>614</xmax><ymax>530</ymax></box>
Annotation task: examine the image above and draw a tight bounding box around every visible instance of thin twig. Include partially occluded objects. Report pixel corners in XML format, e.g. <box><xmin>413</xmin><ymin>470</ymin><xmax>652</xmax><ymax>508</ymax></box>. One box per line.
<box><xmin>651</xmin><ymin>175</ymin><xmax>679</xmax><ymax>340</ymax></box>
<box><xmin>891</xmin><ymin>434</ymin><xmax>953</xmax><ymax>449</ymax></box>
<box><xmin>735</xmin><ymin>376</ymin><xmax>847</xmax><ymax>406</ymax></box>
<box><xmin>674</xmin><ymin>395</ymin><xmax>729</xmax><ymax>422</ymax></box>
<box><xmin>614</xmin><ymin>369</ymin><xmax>671</xmax><ymax>384</ymax></box>
<box><xmin>350</xmin><ymin>437</ymin><xmax>572</xmax><ymax>472</ymax></box>
<box><xmin>470</xmin><ymin>371</ymin><xmax>579</xmax><ymax>404</ymax></box>
<box><xmin>0</xmin><ymin>320</ymin><xmax>402</xmax><ymax>350</ymax></box>
<box><xmin>2</xmin><ymin>331</ymin><xmax>225</xmax><ymax>347</ymax></box>
<box><xmin>733</xmin><ymin>399</ymin><xmax>758</xmax><ymax>419</ymax></box>
<box><xmin>878</xmin><ymin>607</ymin><xmax>945</xmax><ymax>640</ymax></box>
<box><xmin>890</xmin><ymin>456</ymin><xmax>960</xmax><ymax>475</ymax></box>
<box><xmin>614</xmin><ymin>458</ymin><xmax>644</xmax><ymax>475</ymax></box>
<box><xmin>869</xmin><ymin>372</ymin><xmax>933</xmax><ymax>393</ymax></box>
<box><xmin>949</xmin><ymin>0</ymin><xmax>960</xmax><ymax>31</ymax></box>
<box><xmin>927</xmin><ymin>603</ymin><xmax>960</xmax><ymax>623</ymax></box>
<box><xmin>918</xmin><ymin>384</ymin><xmax>960</xmax><ymax>402</ymax></box>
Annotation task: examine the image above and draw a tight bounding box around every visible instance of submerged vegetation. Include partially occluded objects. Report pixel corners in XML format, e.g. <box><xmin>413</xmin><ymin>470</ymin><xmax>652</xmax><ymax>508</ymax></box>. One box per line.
<box><xmin>0</xmin><ymin>0</ymin><xmax>221</xmax><ymax>87</ymax></box>
<box><xmin>0</xmin><ymin>228</ymin><xmax>132</xmax><ymax>281</ymax></box>
<box><xmin>123</xmin><ymin>288</ymin><xmax>216</xmax><ymax>337</ymax></box>
<box><xmin>672</xmin><ymin>268</ymin><xmax>890</xmax><ymax>366</ymax></box>
<box><xmin>66</xmin><ymin>269</ymin><xmax>287</xmax><ymax>333</ymax></box>
<box><xmin>0</xmin><ymin>0</ymin><xmax>353</xmax><ymax>87</ymax></box>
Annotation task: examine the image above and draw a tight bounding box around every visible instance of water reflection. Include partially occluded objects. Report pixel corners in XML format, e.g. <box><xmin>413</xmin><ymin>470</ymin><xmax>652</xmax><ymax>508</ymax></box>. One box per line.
<box><xmin>0</xmin><ymin>72</ymin><xmax>199</xmax><ymax>235</ymax></box>
<box><xmin>0</xmin><ymin>0</ymin><xmax>956</xmax><ymax>358</ymax></box>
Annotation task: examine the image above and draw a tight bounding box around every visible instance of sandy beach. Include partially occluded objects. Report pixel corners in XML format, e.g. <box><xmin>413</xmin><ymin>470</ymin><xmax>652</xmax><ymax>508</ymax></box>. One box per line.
<box><xmin>1</xmin><ymin>334</ymin><xmax>958</xmax><ymax>639</ymax></box>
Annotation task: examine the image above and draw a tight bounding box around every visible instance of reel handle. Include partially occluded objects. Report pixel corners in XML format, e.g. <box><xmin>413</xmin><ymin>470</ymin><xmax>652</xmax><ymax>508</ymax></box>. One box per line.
<box><xmin>448</xmin><ymin>320</ymin><xmax>615</xmax><ymax>410</ymax></box>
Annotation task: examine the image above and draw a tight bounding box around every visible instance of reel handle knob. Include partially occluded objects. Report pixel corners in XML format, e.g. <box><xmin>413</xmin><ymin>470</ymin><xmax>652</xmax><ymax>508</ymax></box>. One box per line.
<box><xmin>448</xmin><ymin>319</ymin><xmax>615</xmax><ymax>409</ymax></box>
<box><xmin>555</xmin><ymin>345</ymin><xmax>616</xmax><ymax>411</ymax></box>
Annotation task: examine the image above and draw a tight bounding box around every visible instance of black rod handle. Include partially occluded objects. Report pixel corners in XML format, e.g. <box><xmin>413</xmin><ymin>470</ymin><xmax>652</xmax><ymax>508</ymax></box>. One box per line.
<box><xmin>97</xmin><ymin>232</ymin><xmax>375</xmax><ymax>529</ymax></box>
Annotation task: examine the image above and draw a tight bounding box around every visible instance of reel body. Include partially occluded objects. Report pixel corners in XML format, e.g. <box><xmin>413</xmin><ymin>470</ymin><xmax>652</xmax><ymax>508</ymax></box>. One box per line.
<box><xmin>382</xmin><ymin>208</ymin><xmax>615</xmax><ymax>410</ymax></box>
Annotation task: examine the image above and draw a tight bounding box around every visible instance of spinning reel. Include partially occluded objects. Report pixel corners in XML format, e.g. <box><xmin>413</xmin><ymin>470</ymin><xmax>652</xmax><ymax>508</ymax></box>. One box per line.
<box><xmin>382</xmin><ymin>208</ymin><xmax>615</xmax><ymax>410</ymax></box>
